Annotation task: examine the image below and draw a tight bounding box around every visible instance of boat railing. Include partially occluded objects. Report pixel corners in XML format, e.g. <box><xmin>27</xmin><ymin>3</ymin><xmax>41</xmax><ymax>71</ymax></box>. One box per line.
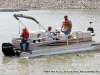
<box><xmin>66</xmin><ymin>31</ymin><xmax>92</xmax><ymax>45</ymax></box>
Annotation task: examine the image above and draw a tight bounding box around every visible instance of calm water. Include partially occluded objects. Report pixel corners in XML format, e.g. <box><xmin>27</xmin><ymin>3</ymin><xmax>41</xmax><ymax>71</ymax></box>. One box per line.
<box><xmin>0</xmin><ymin>9</ymin><xmax>100</xmax><ymax>75</ymax></box>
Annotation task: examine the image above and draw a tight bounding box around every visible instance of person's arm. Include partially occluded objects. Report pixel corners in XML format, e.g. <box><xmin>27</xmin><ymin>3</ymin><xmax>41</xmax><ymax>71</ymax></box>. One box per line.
<box><xmin>69</xmin><ymin>20</ymin><xmax>72</xmax><ymax>32</ymax></box>
<box><xmin>70</xmin><ymin>24</ymin><xmax>72</xmax><ymax>32</ymax></box>
<box><xmin>27</xmin><ymin>33</ymin><xmax>29</xmax><ymax>38</ymax></box>
<box><xmin>61</xmin><ymin>26</ymin><xmax>63</xmax><ymax>32</ymax></box>
<box><xmin>20</xmin><ymin>33</ymin><xmax>23</xmax><ymax>37</ymax></box>
<box><xmin>61</xmin><ymin>22</ymin><xmax>63</xmax><ymax>32</ymax></box>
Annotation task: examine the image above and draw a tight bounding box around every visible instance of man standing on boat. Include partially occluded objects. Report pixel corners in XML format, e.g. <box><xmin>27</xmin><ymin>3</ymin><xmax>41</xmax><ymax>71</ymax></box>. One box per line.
<box><xmin>20</xmin><ymin>27</ymin><xmax>29</xmax><ymax>51</ymax></box>
<box><xmin>61</xmin><ymin>15</ymin><xmax>72</xmax><ymax>38</ymax></box>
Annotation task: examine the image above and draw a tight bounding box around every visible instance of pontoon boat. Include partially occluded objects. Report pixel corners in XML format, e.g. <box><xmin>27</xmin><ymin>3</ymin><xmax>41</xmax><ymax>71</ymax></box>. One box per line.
<box><xmin>2</xmin><ymin>14</ymin><xmax>100</xmax><ymax>57</ymax></box>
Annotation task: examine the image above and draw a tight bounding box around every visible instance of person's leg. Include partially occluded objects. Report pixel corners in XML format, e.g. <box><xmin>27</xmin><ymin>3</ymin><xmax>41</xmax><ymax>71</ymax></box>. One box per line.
<box><xmin>67</xmin><ymin>30</ymin><xmax>70</xmax><ymax>39</ymax></box>
<box><xmin>53</xmin><ymin>38</ymin><xmax>56</xmax><ymax>40</ymax></box>
<box><xmin>64</xmin><ymin>30</ymin><xmax>70</xmax><ymax>39</ymax></box>
<box><xmin>63</xmin><ymin>31</ymin><xmax>67</xmax><ymax>35</ymax></box>
<box><xmin>25</xmin><ymin>39</ymin><xmax>29</xmax><ymax>51</ymax></box>
<box><xmin>20</xmin><ymin>39</ymin><xmax>25</xmax><ymax>51</ymax></box>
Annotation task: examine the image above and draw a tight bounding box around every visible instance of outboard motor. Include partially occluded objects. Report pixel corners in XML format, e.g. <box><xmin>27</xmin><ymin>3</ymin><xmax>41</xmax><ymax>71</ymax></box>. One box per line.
<box><xmin>2</xmin><ymin>43</ymin><xmax>20</xmax><ymax>57</ymax></box>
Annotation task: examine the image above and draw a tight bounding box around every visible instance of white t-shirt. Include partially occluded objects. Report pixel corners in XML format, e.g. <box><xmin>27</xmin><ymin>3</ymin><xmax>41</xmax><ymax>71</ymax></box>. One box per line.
<box><xmin>46</xmin><ymin>31</ymin><xmax>52</xmax><ymax>38</ymax></box>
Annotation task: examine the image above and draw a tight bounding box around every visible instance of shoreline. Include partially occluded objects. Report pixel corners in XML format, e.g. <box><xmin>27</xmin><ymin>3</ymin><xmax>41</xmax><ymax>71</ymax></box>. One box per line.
<box><xmin>0</xmin><ymin>8</ymin><xmax>28</xmax><ymax>12</ymax></box>
<box><xmin>0</xmin><ymin>8</ymin><xmax>100</xmax><ymax>12</ymax></box>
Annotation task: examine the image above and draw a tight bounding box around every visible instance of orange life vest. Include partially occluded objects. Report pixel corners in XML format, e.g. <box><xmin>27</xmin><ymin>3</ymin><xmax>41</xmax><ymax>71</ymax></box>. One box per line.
<box><xmin>62</xmin><ymin>20</ymin><xmax>71</xmax><ymax>29</ymax></box>
<box><xmin>22</xmin><ymin>29</ymin><xmax>29</xmax><ymax>38</ymax></box>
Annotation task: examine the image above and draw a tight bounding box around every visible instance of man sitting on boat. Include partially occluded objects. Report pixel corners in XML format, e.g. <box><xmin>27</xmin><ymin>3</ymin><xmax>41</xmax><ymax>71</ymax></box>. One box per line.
<box><xmin>46</xmin><ymin>26</ymin><xmax>59</xmax><ymax>40</ymax></box>
<box><xmin>61</xmin><ymin>15</ymin><xmax>72</xmax><ymax>38</ymax></box>
<box><xmin>20</xmin><ymin>27</ymin><xmax>29</xmax><ymax>51</ymax></box>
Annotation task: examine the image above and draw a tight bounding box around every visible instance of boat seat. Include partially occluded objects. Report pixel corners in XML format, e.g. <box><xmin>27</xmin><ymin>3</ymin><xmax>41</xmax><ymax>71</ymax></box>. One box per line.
<box><xmin>57</xmin><ymin>31</ymin><xmax>92</xmax><ymax>45</ymax></box>
<box><xmin>29</xmin><ymin>30</ymin><xmax>46</xmax><ymax>38</ymax></box>
<box><xmin>12</xmin><ymin>39</ymin><xmax>42</xmax><ymax>50</ymax></box>
<box><xmin>71</xmin><ymin>31</ymin><xmax>92</xmax><ymax>41</ymax></box>
<box><xmin>29</xmin><ymin>33</ymin><xmax>38</xmax><ymax>38</ymax></box>
<box><xmin>40</xmin><ymin>31</ymin><xmax>47</xmax><ymax>37</ymax></box>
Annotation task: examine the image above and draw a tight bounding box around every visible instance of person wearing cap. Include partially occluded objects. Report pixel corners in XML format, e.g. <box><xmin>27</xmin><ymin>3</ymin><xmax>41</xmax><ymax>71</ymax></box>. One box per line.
<box><xmin>20</xmin><ymin>27</ymin><xmax>29</xmax><ymax>51</ymax></box>
<box><xmin>61</xmin><ymin>15</ymin><xmax>72</xmax><ymax>38</ymax></box>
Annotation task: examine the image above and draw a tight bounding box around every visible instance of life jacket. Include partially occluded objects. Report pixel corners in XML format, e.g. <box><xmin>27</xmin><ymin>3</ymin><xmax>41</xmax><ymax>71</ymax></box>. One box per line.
<box><xmin>22</xmin><ymin>29</ymin><xmax>29</xmax><ymax>38</ymax></box>
<box><xmin>62</xmin><ymin>20</ymin><xmax>71</xmax><ymax>29</ymax></box>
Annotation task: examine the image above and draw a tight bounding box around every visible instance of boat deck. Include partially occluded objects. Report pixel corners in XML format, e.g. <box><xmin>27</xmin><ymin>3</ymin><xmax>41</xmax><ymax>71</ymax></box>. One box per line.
<box><xmin>20</xmin><ymin>41</ymin><xmax>94</xmax><ymax>57</ymax></box>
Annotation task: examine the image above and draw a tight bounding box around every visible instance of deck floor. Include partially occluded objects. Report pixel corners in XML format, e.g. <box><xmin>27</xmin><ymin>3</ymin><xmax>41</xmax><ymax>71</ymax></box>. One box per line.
<box><xmin>20</xmin><ymin>40</ymin><xmax>96</xmax><ymax>57</ymax></box>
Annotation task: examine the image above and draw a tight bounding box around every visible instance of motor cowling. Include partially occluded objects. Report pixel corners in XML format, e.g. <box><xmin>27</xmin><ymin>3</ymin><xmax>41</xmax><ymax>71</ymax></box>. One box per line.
<box><xmin>2</xmin><ymin>43</ymin><xmax>20</xmax><ymax>56</ymax></box>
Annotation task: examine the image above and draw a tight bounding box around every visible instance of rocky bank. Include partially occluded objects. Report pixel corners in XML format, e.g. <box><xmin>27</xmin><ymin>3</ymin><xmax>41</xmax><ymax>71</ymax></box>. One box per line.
<box><xmin>0</xmin><ymin>0</ymin><xmax>100</xmax><ymax>9</ymax></box>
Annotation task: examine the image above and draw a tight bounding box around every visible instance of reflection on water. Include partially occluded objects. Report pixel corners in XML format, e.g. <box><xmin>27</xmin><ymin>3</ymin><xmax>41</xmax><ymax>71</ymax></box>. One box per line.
<box><xmin>0</xmin><ymin>9</ymin><xmax>100</xmax><ymax>75</ymax></box>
